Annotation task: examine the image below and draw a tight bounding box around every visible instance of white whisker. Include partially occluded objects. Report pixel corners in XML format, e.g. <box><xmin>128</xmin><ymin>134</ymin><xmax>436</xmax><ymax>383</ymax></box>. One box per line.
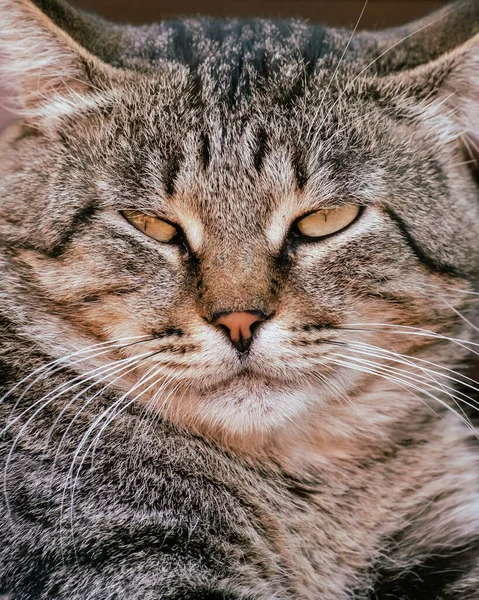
<box><xmin>332</xmin><ymin>352</ymin><xmax>479</xmax><ymax>413</ymax></box>
<box><xmin>306</xmin><ymin>0</ymin><xmax>369</xmax><ymax>141</ymax></box>
<box><xmin>3</xmin><ymin>351</ymin><xmax>154</xmax><ymax>434</ymax></box>
<box><xmin>1</xmin><ymin>335</ymin><xmax>150</xmax><ymax>407</ymax></box>
<box><xmin>440</xmin><ymin>297</ymin><xmax>479</xmax><ymax>335</ymax></box>
<box><xmin>60</xmin><ymin>361</ymin><xmax>170</xmax><ymax>551</ymax></box>
<box><xmin>345</xmin><ymin>342</ymin><xmax>479</xmax><ymax>397</ymax></box>
<box><xmin>310</xmin><ymin>5</ymin><xmax>459</xmax><ymax>149</ymax></box>
<box><xmin>2</xmin><ymin>351</ymin><xmax>153</xmax><ymax>516</ymax></box>
<box><xmin>48</xmin><ymin>356</ymin><xmax>151</xmax><ymax>489</ymax></box>
<box><xmin>415</xmin><ymin>281</ymin><xmax>479</xmax><ymax>296</ymax></box>
<box><xmin>342</xmin><ymin>322</ymin><xmax>479</xmax><ymax>356</ymax></box>
<box><xmin>329</xmin><ymin>355</ymin><xmax>478</xmax><ymax>438</ymax></box>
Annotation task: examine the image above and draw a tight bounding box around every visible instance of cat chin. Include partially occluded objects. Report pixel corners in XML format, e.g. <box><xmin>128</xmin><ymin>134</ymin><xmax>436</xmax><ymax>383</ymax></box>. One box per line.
<box><xmin>190</xmin><ymin>379</ymin><xmax>318</xmax><ymax>436</ymax></box>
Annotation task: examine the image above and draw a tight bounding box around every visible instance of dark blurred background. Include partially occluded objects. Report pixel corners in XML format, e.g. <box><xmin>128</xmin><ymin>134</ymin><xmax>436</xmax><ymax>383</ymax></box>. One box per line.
<box><xmin>0</xmin><ymin>0</ymin><xmax>449</xmax><ymax>127</ymax></box>
<box><xmin>62</xmin><ymin>0</ymin><xmax>447</xmax><ymax>27</ymax></box>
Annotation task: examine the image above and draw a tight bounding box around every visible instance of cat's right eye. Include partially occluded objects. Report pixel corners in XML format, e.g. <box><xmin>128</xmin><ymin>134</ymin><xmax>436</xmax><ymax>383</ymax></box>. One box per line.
<box><xmin>122</xmin><ymin>210</ymin><xmax>178</xmax><ymax>243</ymax></box>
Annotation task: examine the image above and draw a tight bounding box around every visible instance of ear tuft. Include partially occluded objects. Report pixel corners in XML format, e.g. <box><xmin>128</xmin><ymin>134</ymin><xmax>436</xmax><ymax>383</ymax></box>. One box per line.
<box><xmin>0</xmin><ymin>0</ymin><xmax>112</xmax><ymax>124</ymax></box>
<box><xmin>413</xmin><ymin>33</ymin><xmax>478</xmax><ymax>144</ymax></box>
<box><xmin>446</xmin><ymin>36</ymin><xmax>479</xmax><ymax>136</ymax></box>
<box><xmin>373</xmin><ymin>2</ymin><xmax>479</xmax><ymax>146</ymax></box>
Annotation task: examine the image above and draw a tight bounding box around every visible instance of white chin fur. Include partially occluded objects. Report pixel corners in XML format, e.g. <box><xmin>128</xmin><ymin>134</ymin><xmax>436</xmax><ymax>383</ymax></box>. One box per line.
<box><xmin>194</xmin><ymin>380</ymin><xmax>317</xmax><ymax>435</ymax></box>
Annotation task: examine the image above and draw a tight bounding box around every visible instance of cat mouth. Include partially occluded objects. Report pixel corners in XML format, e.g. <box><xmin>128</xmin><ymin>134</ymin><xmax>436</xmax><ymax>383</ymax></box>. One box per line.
<box><xmin>197</xmin><ymin>367</ymin><xmax>292</xmax><ymax>395</ymax></box>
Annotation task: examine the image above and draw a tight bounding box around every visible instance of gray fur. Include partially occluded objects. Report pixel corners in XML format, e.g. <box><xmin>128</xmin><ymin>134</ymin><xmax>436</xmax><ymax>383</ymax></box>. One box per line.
<box><xmin>0</xmin><ymin>0</ymin><xmax>479</xmax><ymax>598</ymax></box>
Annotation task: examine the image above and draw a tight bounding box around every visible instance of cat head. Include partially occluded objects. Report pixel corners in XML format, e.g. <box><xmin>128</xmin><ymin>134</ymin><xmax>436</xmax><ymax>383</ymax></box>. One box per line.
<box><xmin>0</xmin><ymin>0</ymin><xmax>478</xmax><ymax>442</ymax></box>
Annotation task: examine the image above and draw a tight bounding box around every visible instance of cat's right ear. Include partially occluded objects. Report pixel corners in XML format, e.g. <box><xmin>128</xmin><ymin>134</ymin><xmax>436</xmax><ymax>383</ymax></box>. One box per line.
<box><xmin>0</xmin><ymin>0</ymin><xmax>116</xmax><ymax>128</ymax></box>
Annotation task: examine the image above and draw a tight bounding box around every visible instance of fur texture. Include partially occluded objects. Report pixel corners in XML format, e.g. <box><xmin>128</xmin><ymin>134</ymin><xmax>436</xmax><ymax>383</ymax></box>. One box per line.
<box><xmin>0</xmin><ymin>0</ymin><xmax>479</xmax><ymax>598</ymax></box>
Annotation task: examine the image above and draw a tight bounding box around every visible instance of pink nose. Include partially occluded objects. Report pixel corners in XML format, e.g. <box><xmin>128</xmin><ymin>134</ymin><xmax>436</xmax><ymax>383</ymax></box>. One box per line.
<box><xmin>214</xmin><ymin>311</ymin><xmax>265</xmax><ymax>353</ymax></box>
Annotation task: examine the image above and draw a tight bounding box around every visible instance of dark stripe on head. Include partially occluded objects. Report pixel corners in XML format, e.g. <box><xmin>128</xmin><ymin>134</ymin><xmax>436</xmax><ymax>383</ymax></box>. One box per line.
<box><xmin>385</xmin><ymin>208</ymin><xmax>461</xmax><ymax>277</ymax></box>
<box><xmin>164</xmin><ymin>149</ymin><xmax>182</xmax><ymax>197</ymax></box>
<box><xmin>48</xmin><ymin>200</ymin><xmax>97</xmax><ymax>258</ymax></box>
<box><xmin>302</xmin><ymin>25</ymin><xmax>330</xmax><ymax>77</ymax></box>
<box><xmin>278</xmin><ymin>75</ymin><xmax>307</xmax><ymax>110</ymax></box>
<box><xmin>199</xmin><ymin>132</ymin><xmax>211</xmax><ymax>171</ymax></box>
<box><xmin>292</xmin><ymin>149</ymin><xmax>308</xmax><ymax>190</ymax></box>
<box><xmin>252</xmin><ymin>46</ymin><xmax>268</xmax><ymax>79</ymax></box>
<box><xmin>168</xmin><ymin>20</ymin><xmax>199</xmax><ymax>70</ymax></box>
<box><xmin>253</xmin><ymin>128</ymin><xmax>268</xmax><ymax>173</ymax></box>
<box><xmin>168</xmin><ymin>591</ymin><xmax>245</xmax><ymax>600</ymax></box>
<box><xmin>188</xmin><ymin>73</ymin><xmax>204</xmax><ymax>111</ymax></box>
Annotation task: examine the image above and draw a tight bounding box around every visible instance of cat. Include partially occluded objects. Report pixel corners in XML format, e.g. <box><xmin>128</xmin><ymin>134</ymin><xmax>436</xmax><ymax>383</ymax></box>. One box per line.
<box><xmin>0</xmin><ymin>0</ymin><xmax>478</xmax><ymax>597</ymax></box>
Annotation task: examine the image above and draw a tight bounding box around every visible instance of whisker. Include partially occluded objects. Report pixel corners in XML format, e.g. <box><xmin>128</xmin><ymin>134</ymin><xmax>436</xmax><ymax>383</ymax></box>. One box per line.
<box><xmin>96</xmin><ymin>366</ymin><xmax>180</xmax><ymax>458</ymax></box>
<box><xmin>141</xmin><ymin>378</ymin><xmax>194</xmax><ymax>442</ymax></box>
<box><xmin>332</xmin><ymin>352</ymin><xmax>479</xmax><ymax>413</ymax></box>
<box><xmin>461</xmin><ymin>134</ymin><xmax>479</xmax><ymax>168</ymax></box>
<box><xmin>3</xmin><ymin>351</ymin><xmax>154</xmax><ymax>434</ymax></box>
<box><xmin>128</xmin><ymin>373</ymin><xmax>178</xmax><ymax>443</ymax></box>
<box><xmin>315</xmin><ymin>360</ymin><xmax>445</xmax><ymax>432</ymax></box>
<box><xmin>4</xmin><ymin>337</ymin><xmax>156</xmax><ymax>431</ymax></box>
<box><xmin>345</xmin><ymin>342</ymin><xmax>479</xmax><ymax>397</ymax></box>
<box><xmin>310</xmin><ymin>5</ymin><xmax>459</xmax><ymax>149</ymax></box>
<box><xmin>312</xmin><ymin>369</ymin><xmax>369</xmax><ymax>423</ymax></box>
<box><xmin>66</xmin><ymin>377</ymin><xmax>177</xmax><ymax>561</ymax></box>
<box><xmin>48</xmin><ymin>356</ymin><xmax>153</xmax><ymax>489</ymax></box>
<box><xmin>440</xmin><ymin>297</ymin><xmax>479</xmax><ymax>335</ymax></box>
<box><xmin>2</xmin><ymin>351</ymin><xmax>154</xmax><ymax>516</ymax></box>
<box><xmin>412</xmin><ymin>281</ymin><xmax>479</xmax><ymax>297</ymax></box>
<box><xmin>329</xmin><ymin>355</ymin><xmax>478</xmax><ymax>438</ymax></box>
<box><xmin>0</xmin><ymin>335</ymin><xmax>151</xmax><ymax>406</ymax></box>
<box><xmin>331</xmin><ymin>355</ymin><xmax>479</xmax><ymax>439</ymax></box>
<box><xmin>60</xmin><ymin>361</ymin><xmax>170</xmax><ymax>549</ymax></box>
<box><xmin>57</xmin><ymin>361</ymin><xmax>163</xmax><ymax>557</ymax></box>
<box><xmin>344</xmin><ymin>343</ymin><xmax>479</xmax><ymax>425</ymax></box>
<box><xmin>341</xmin><ymin>322</ymin><xmax>479</xmax><ymax>356</ymax></box>
<box><xmin>306</xmin><ymin>0</ymin><xmax>369</xmax><ymax>141</ymax></box>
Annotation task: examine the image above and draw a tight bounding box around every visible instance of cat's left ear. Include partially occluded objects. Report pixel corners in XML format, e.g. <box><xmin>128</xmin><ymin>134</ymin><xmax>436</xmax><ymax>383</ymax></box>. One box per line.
<box><xmin>376</xmin><ymin>1</ymin><xmax>478</xmax><ymax>142</ymax></box>
<box><xmin>0</xmin><ymin>0</ymin><xmax>116</xmax><ymax>127</ymax></box>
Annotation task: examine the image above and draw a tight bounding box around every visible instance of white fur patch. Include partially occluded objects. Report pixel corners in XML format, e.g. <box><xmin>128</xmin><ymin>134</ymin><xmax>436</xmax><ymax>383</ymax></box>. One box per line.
<box><xmin>0</xmin><ymin>0</ymin><xmax>114</xmax><ymax>125</ymax></box>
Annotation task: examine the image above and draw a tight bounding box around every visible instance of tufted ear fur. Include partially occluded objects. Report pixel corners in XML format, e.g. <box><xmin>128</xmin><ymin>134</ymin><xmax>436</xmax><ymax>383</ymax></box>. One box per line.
<box><xmin>0</xmin><ymin>0</ymin><xmax>114</xmax><ymax>126</ymax></box>
<box><xmin>371</xmin><ymin>1</ymin><xmax>478</xmax><ymax>147</ymax></box>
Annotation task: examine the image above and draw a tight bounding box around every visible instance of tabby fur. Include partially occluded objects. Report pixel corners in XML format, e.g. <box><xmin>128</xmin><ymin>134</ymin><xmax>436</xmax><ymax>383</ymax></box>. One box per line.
<box><xmin>0</xmin><ymin>0</ymin><xmax>479</xmax><ymax>598</ymax></box>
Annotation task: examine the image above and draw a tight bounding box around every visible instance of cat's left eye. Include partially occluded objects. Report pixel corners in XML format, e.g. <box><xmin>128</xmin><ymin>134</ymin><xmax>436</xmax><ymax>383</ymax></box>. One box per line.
<box><xmin>295</xmin><ymin>205</ymin><xmax>361</xmax><ymax>239</ymax></box>
<box><xmin>122</xmin><ymin>210</ymin><xmax>178</xmax><ymax>243</ymax></box>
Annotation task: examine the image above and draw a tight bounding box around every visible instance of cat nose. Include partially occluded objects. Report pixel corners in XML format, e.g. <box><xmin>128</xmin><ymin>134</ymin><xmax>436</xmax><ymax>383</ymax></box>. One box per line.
<box><xmin>212</xmin><ymin>311</ymin><xmax>267</xmax><ymax>353</ymax></box>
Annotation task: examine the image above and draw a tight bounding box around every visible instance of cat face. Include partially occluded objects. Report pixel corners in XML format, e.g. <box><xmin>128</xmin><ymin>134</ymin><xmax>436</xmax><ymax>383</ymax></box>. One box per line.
<box><xmin>0</xmin><ymin>0</ymin><xmax>478</xmax><ymax>438</ymax></box>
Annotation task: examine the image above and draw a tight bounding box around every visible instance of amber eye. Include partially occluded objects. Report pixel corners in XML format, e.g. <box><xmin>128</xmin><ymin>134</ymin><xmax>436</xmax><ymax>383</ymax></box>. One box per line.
<box><xmin>296</xmin><ymin>206</ymin><xmax>361</xmax><ymax>239</ymax></box>
<box><xmin>122</xmin><ymin>210</ymin><xmax>178</xmax><ymax>243</ymax></box>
